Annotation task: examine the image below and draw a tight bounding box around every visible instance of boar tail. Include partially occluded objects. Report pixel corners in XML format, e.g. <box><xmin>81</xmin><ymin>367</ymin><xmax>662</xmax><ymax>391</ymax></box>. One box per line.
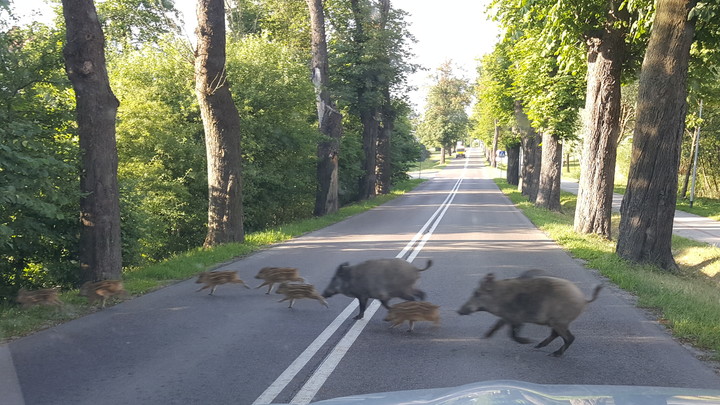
<box><xmin>418</xmin><ymin>259</ymin><xmax>433</xmax><ymax>271</ymax></box>
<box><xmin>587</xmin><ymin>285</ymin><xmax>602</xmax><ymax>303</ymax></box>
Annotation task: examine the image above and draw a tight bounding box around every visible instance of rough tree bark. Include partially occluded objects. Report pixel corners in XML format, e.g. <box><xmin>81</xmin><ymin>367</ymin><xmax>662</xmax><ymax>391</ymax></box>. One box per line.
<box><xmin>491</xmin><ymin>121</ymin><xmax>499</xmax><ymax>167</ymax></box>
<box><xmin>516</xmin><ymin>101</ymin><xmax>541</xmax><ymax>201</ymax></box>
<box><xmin>349</xmin><ymin>0</ymin><xmax>382</xmax><ymax>200</ymax></box>
<box><xmin>617</xmin><ymin>0</ymin><xmax>698</xmax><ymax>271</ymax></box>
<box><xmin>376</xmin><ymin>86</ymin><xmax>394</xmax><ymax>195</ymax></box>
<box><xmin>359</xmin><ymin>109</ymin><xmax>379</xmax><ymax>199</ymax></box>
<box><xmin>535</xmin><ymin>133</ymin><xmax>562</xmax><ymax>211</ymax></box>
<box><xmin>62</xmin><ymin>0</ymin><xmax>122</xmax><ymax>282</ymax></box>
<box><xmin>375</xmin><ymin>0</ymin><xmax>393</xmax><ymax>195</ymax></box>
<box><xmin>506</xmin><ymin>143</ymin><xmax>520</xmax><ymax>186</ymax></box>
<box><xmin>307</xmin><ymin>0</ymin><xmax>343</xmax><ymax>216</ymax></box>
<box><xmin>195</xmin><ymin>0</ymin><xmax>244</xmax><ymax>247</ymax></box>
<box><xmin>574</xmin><ymin>27</ymin><xmax>625</xmax><ymax>238</ymax></box>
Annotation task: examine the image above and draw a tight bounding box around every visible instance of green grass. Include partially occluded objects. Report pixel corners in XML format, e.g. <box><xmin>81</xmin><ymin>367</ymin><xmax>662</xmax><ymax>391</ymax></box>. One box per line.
<box><xmin>407</xmin><ymin>151</ymin><xmax>448</xmax><ymax>173</ymax></box>
<box><xmin>0</xmin><ymin>178</ymin><xmax>424</xmax><ymax>343</ymax></box>
<box><xmin>495</xmin><ymin>178</ymin><xmax>720</xmax><ymax>358</ymax></box>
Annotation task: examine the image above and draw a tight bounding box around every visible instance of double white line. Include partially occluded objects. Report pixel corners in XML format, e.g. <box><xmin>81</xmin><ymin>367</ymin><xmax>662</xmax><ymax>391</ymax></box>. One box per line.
<box><xmin>253</xmin><ymin>160</ymin><xmax>467</xmax><ymax>405</ymax></box>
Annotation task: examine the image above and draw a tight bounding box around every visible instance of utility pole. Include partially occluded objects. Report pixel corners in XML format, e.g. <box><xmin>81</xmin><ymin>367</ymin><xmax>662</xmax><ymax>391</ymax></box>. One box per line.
<box><xmin>689</xmin><ymin>100</ymin><xmax>703</xmax><ymax>208</ymax></box>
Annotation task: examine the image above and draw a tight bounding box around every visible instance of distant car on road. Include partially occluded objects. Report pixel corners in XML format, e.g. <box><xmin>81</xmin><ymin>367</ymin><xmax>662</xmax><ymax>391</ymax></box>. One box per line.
<box><xmin>456</xmin><ymin>147</ymin><xmax>466</xmax><ymax>158</ymax></box>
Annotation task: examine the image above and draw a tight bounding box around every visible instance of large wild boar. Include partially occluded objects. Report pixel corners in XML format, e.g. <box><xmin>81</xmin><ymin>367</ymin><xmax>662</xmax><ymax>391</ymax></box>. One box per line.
<box><xmin>457</xmin><ymin>272</ymin><xmax>602</xmax><ymax>356</ymax></box>
<box><xmin>322</xmin><ymin>258</ymin><xmax>433</xmax><ymax>319</ymax></box>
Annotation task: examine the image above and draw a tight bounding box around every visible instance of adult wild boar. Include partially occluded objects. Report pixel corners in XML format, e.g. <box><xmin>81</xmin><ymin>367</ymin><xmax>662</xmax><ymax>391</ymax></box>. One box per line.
<box><xmin>458</xmin><ymin>272</ymin><xmax>601</xmax><ymax>356</ymax></box>
<box><xmin>322</xmin><ymin>258</ymin><xmax>433</xmax><ymax>319</ymax></box>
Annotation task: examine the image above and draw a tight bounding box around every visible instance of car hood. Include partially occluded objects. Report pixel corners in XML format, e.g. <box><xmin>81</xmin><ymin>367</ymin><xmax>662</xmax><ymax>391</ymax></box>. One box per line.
<box><xmin>308</xmin><ymin>380</ymin><xmax>720</xmax><ymax>404</ymax></box>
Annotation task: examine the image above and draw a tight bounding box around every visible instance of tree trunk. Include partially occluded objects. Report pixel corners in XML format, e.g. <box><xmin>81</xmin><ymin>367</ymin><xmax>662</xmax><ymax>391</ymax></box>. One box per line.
<box><xmin>376</xmin><ymin>89</ymin><xmax>393</xmax><ymax>195</ymax></box>
<box><xmin>516</xmin><ymin>101</ymin><xmax>541</xmax><ymax>201</ymax></box>
<box><xmin>506</xmin><ymin>143</ymin><xmax>520</xmax><ymax>186</ymax></box>
<box><xmin>62</xmin><ymin>0</ymin><xmax>122</xmax><ymax>282</ymax></box>
<box><xmin>617</xmin><ymin>0</ymin><xmax>698</xmax><ymax>271</ymax></box>
<box><xmin>195</xmin><ymin>0</ymin><xmax>244</xmax><ymax>247</ymax></box>
<box><xmin>375</xmin><ymin>0</ymin><xmax>393</xmax><ymax>196</ymax></box>
<box><xmin>491</xmin><ymin>121</ymin><xmax>499</xmax><ymax>167</ymax></box>
<box><xmin>307</xmin><ymin>0</ymin><xmax>343</xmax><ymax>216</ymax></box>
<box><xmin>574</xmin><ymin>27</ymin><xmax>625</xmax><ymax>238</ymax></box>
<box><xmin>375</xmin><ymin>0</ymin><xmax>393</xmax><ymax>195</ymax></box>
<box><xmin>535</xmin><ymin>133</ymin><xmax>562</xmax><ymax>211</ymax></box>
<box><xmin>680</xmin><ymin>128</ymin><xmax>695</xmax><ymax>198</ymax></box>
<box><xmin>359</xmin><ymin>109</ymin><xmax>379</xmax><ymax>199</ymax></box>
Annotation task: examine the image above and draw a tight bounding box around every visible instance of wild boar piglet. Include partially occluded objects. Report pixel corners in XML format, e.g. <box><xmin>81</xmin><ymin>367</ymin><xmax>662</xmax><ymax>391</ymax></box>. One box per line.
<box><xmin>79</xmin><ymin>280</ymin><xmax>128</xmax><ymax>308</ymax></box>
<box><xmin>17</xmin><ymin>288</ymin><xmax>62</xmax><ymax>308</ymax></box>
<box><xmin>383</xmin><ymin>301</ymin><xmax>440</xmax><ymax>332</ymax></box>
<box><xmin>458</xmin><ymin>272</ymin><xmax>601</xmax><ymax>357</ymax></box>
<box><xmin>255</xmin><ymin>267</ymin><xmax>305</xmax><ymax>294</ymax></box>
<box><xmin>196</xmin><ymin>271</ymin><xmax>250</xmax><ymax>295</ymax></box>
<box><xmin>276</xmin><ymin>282</ymin><xmax>328</xmax><ymax>308</ymax></box>
<box><xmin>322</xmin><ymin>258</ymin><xmax>433</xmax><ymax>320</ymax></box>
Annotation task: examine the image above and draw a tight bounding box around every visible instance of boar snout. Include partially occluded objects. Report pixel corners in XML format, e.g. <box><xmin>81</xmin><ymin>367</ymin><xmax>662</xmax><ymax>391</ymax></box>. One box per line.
<box><xmin>457</xmin><ymin>306</ymin><xmax>472</xmax><ymax>315</ymax></box>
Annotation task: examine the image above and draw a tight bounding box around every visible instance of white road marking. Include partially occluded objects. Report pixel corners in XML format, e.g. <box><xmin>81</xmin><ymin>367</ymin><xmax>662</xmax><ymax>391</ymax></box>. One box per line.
<box><xmin>251</xmin><ymin>301</ymin><xmax>359</xmax><ymax>405</ymax></box>
<box><xmin>254</xmin><ymin>159</ymin><xmax>468</xmax><ymax>405</ymax></box>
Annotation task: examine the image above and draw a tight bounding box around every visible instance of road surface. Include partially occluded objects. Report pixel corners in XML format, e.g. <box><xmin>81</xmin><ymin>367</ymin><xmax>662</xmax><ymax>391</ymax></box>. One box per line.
<box><xmin>5</xmin><ymin>150</ymin><xmax>720</xmax><ymax>404</ymax></box>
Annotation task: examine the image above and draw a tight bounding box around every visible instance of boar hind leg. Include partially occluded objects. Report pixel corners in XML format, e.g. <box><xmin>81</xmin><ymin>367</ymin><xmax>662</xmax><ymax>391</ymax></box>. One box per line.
<box><xmin>407</xmin><ymin>321</ymin><xmax>415</xmax><ymax>332</ymax></box>
<box><xmin>483</xmin><ymin>319</ymin><xmax>506</xmax><ymax>338</ymax></box>
<box><xmin>538</xmin><ymin>326</ymin><xmax>575</xmax><ymax>357</ymax></box>
<box><xmin>535</xmin><ymin>329</ymin><xmax>559</xmax><ymax>349</ymax></box>
<box><xmin>509</xmin><ymin>324</ymin><xmax>532</xmax><ymax>344</ymax></box>
<box><xmin>354</xmin><ymin>297</ymin><xmax>369</xmax><ymax>320</ymax></box>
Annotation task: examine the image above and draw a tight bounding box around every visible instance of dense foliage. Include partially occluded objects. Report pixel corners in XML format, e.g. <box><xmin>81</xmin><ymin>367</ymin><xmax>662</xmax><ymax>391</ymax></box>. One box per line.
<box><xmin>416</xmin><ymin>62</ymin><xmax>471</xmax><ymax>155</ymax></box>
<box><xmin>1</xmin><ymin>0</ymin><xmax>420</xmax><ymax>302</ymax></box>
<box><xmin>0</xmin><ymin>23</ymin><xmax>81</xmax><ymax>296</ymax></box>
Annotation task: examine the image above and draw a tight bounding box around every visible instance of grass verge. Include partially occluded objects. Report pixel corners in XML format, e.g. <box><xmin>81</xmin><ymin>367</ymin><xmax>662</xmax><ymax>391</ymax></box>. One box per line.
<box><xmin>0</xmin><ymin>178</ymin><xmax>425</xmax><ymax>343</ymax></box>
<box><xmin>495</xmin><ymin>178</ymin><xmax>720</xmax><ymax>359</ymax></box>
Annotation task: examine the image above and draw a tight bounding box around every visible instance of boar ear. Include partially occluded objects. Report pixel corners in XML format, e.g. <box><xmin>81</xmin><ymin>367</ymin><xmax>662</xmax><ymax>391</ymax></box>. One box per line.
<box><xmin>337</xmin><ymin>262</ymin><xmax>350</xmax><ymax>272</ymax></box>
<box><xmin>480</xmin><ymin>273</ymin><xmax>496</xmax><ymax>289</ymax></box>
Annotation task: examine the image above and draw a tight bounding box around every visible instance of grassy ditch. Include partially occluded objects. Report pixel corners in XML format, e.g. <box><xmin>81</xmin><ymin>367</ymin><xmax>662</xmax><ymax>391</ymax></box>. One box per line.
<box><xmin>0</xmin><ymin>178</ymin><xmax>424</xmax><ymax>343</ymax></box>
<box><xmin>495</xmin><ymin>178</ymin><xmax>720</xmax><ymax>359</ymax></box>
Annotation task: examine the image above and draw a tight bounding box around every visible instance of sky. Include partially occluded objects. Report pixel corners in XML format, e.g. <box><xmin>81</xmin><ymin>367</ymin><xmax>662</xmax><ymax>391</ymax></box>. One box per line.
<box><xmin>10</xmin><ymin>0</ymin><xmax>501</xmax><ymax>111</ymax></box>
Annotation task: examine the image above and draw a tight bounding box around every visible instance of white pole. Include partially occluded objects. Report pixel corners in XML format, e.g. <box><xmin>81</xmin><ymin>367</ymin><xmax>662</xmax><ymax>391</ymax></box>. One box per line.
<box><xmin>689</xmin><ymin>100</ymin><xmax>703</xmax><ymax>208</ymax></box>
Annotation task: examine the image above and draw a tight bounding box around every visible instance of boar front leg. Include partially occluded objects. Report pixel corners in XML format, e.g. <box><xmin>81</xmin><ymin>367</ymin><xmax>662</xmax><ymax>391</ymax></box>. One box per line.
<box><xmin>509</xmin><ymin>324</ymin><xmax>532</xmax><ymax>344</ymax></box>
<box><xmin>354</xmin><ymin>297</ymin><xmax>369</xmax><ymax>320</ymax></box>
<box><xmin>483</xmin><ymin>319</ymin><xmax>506</xmax><ymax>338</ymax></box>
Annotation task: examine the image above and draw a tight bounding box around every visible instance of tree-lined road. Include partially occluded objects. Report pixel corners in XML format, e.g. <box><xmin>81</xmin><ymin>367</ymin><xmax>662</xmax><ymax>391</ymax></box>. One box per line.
<box><xmin>6</xmin><ymin>150</ymin><xmax>720</xmax><ymax>404</ymax></box>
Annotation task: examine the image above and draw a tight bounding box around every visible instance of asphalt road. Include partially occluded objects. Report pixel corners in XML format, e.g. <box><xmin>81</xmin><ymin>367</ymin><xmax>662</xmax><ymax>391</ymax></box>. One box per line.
<box><xmin>5</xmin><ymin>151</ymin><xmax>720</xmax><ymax>405</ymax></box>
